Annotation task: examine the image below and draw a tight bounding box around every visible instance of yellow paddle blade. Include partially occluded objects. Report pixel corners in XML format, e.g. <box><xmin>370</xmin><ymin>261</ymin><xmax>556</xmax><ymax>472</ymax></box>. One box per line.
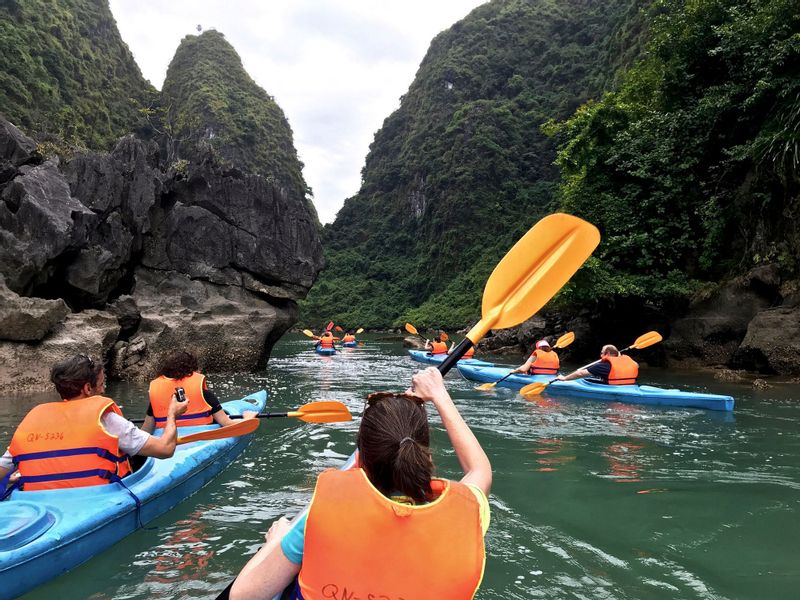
<box><xmin>520</xmin><ymin>381</ymin><xmax>548</xmax><ymax>399</ymax></box>
<box><xmin>288</xmin><ymin>401</ymin><xmax>353</xmax><ymax>423</ymax></box>
<box><xmin>404</xmin><ymin>323</ymin><xmax>419</xmax><ymax>335</ymax></box>
<box><xmin>554</xmin><ymin>331</ymin><xmax>575</xmax><ymax>349</ymax></box>
<box><xmin>476</xmin><ymin>381</ymin><xmax>499</xmax><ymax>391</ymax></box>
<box><xmin>631</xmin><ymin>331</ymin><xmax>663</xmax><ymax>349</ymax></box>
<box><xmin>356</xmin><ymin>327</ymin><xmax>364</xmax><ymax>334</ymax></box>
<box><xmin>302</xmin><ymin>329</ymin><xmax>315</xmax><ymax>338</ymax></box>
<box><xmin>467</xmin><ymin>214</ymin><xmax>600</xmax><ymax>343</ymax></box>
<box><xmin>177</xmin><ymin>419</ymin><xmax>260</xmax><ymax>444</ymax></box>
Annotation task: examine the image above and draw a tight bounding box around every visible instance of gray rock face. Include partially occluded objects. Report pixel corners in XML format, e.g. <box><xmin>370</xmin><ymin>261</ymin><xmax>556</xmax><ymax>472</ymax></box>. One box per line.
<box><xmin>0</xmin><ymin>116</ymin><xmax>324</xmax><ymax>393</ymax></box>
<box><xmin>0</xmin><ymin>310</ymin><xmax>120</xmax><ymax>394</ymax></box>
<box><xmin>0</xmin><ymin>277</ymin><xmax>68</xmax><ymax>341</ymax></box>
<box><xmin>735</xmin><ymin>305</ymin><xmax>800</xmax><ymax>374</ymax></box>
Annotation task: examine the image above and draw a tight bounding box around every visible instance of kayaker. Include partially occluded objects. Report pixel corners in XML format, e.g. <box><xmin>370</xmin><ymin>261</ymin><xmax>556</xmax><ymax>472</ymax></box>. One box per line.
<box><xmin>425</xmin><ymin>335</ymin><xmax>448</xmax><ymax>355</ymax></box>
<box><xmin>555</xmin><ymin>344</ymin><xmax>639</xmax><ymax>385</ymax></box>
<box><xmin>0</xmin><ymin>354</ymin><xmax>189</xmax><ymax>492</ymax></box>
<box><xmin>341</xmin><ymin>331</ymin><xmax>357</xmax><ymax>344</ymax></box>
<box><xmin>142</xmin><ymin>351</ymin><xmax>257</xmax><ymax>432</ymax></box>
<box><xmin>225</xmin><ymin>367</ymin><xmax>491</xmax><ymax>600</ymax></box>
<box><xmin>449</xmin><ymin>340</ymin><xmax>476</xmax><ymax>359</ymax></box>
<box><xmin>316</xmin><ymin>331</ymin><xmax>336</xmax><ymax>350</ymax></box>
<box><xmin>512</xmin><ymin>339</ymin><xmax>560</xmax><ymax>375</ymax></box>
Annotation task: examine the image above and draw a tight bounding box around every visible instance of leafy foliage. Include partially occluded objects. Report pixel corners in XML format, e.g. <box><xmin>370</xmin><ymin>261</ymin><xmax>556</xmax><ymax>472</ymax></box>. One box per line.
<box><xmin>0</xmin><ymin>0</ymin><xmax>154</xmax><ymax>148</ymax></box>
<box><xmin>548</xmin><ymin>0</ymin><xmax>800</xmax><ymax>304</ymax></box>
<box><xmin>301</xmin><ymin>0</ymin><xmax>643</xmax><ymax>328</ymax></box>
<box><xmin>161</xmin><ymin>31</ymin><xmax>314</xmax><ymax>215</ymax></box>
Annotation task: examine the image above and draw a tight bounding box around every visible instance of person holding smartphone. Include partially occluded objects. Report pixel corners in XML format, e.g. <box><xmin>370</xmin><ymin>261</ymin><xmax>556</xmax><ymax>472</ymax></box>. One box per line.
<box><xmin>0</xmin><ymin>354</ymin><xmax>188</xmax><ymax>494</ymax></box>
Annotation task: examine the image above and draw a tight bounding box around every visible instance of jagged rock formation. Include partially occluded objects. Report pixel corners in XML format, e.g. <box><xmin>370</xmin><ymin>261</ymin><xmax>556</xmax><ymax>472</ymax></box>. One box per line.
<box><xmin>0</xmin><ymin>117</ymin><xmax>323</xmax><ymax>394</ymax></box>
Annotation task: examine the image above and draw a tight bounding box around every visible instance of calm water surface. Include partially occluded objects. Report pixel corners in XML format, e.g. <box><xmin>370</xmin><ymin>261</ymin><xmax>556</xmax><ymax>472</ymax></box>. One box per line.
<box><xmin>2</xmin><ymin>334</ymin><xmax>799</xmax><ymax>599</ymax></box>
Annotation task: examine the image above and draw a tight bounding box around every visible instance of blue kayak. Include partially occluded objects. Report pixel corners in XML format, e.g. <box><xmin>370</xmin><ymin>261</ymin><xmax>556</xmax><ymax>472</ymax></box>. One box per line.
<box><xmin>342</xmin><ymin>341</ymin><xmax>358</xmax><ymax>348</ymax></box>
<box><xmin>407</xmin><ymin>349</ymin><xmax>494</xmax><ymax>367</ymax></box>
<box><xmin>457</xmin><ymin>364</ymin><xmax>734</xmax><ymax>411</ymax></box>
<box><xmin>0</xmin><ymin>391</ymin><xmax>267</xmax><ymax>598</ymax></box>
<box><xmin>315</xmin><ymin>346</ymin><xmax>336</xmax><ymax>355</ymax></box>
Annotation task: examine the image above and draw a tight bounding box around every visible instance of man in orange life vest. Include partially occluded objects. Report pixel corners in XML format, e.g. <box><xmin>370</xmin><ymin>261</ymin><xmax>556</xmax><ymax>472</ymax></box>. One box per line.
<box><xmin>513</xmin><ymin>339</ymin><xmax>560</xmax><ymax>375</ymax></box>
<box><xmin>425</xmin><ymin>335</ymin><xmax>448</xmax><ymax>355</ymax></box>
<box><xmin>316</xmin><ymin>331</ymin><xmax>336</xmax><ymax>350</ymax></box>
<box><xmin>0</xmin><ymin>355</ymin><xmax>188</xmax><ymax>492</ymax></box>
<box><xmin>142</xmin><ymin>351</ymin><xmax>256</xmax><ymax>433</ymax></box>
<box><xmin>341</xmin><ymin>331</ymin><xmax>357</xmax><ymax>344</ymax></box>
<box><xmin>556</xmin><ymin>344</ymin><xmax>639</xmax><ymax>385</ymax></box>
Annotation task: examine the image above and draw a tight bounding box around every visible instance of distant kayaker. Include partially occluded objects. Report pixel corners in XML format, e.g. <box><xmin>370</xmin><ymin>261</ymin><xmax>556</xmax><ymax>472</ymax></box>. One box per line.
<box><xmin>449</xmin><ymin>340</ymin><xmax>476</xmax><ymax>359</ymax></box>
<box><xmin>341</xmin><ymin>330</ymin><xmax>357</xmax><ymax>344</ymax></box>
<box><xmin>513</xmin><ymin>339</ymin><xmax>560</xmax><ymax>375</ymax></box>
<box><xmin>142</xmin><ymin>351</ymin><xmax>257</xmax><ymax>432</ymax></box>
<box><xmin>226</xmin><ymin>367</ymin><xmax>491</xmax><ymax>600</ymax></box>
<box><xmin>316</xmin><ymin>331</ymin><xmax>336</xmax><ymax>350</ymax></box>
<box><xmin>555</xmin><ymin>344</ymin><xmax>639</xmax><ymax>385</ymax></box>
<box><xmin>425</xmin><ymin>335</ymin><xmax>448</xmax><ymax>355</ymax></box>
<box><xmin>0</xmin><ymin>354</ymin><xmax>189</xmax><ymax>493</ymax></box>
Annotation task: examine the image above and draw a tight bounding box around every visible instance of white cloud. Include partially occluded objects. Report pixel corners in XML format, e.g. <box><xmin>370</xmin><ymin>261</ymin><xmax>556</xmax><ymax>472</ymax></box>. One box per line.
<box><xmin>108</xmin><ymin>0</ymin><xmax>488</xmax><ymax>223</ymax></box>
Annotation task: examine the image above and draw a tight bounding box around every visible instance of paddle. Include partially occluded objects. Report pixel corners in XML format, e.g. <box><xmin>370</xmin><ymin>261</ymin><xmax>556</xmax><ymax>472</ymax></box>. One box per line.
<box><xmin>356</xmin><ymin>328</ymin><xmax>364</xmax><ymax>334</ymax></box>
<box><xmin>176</xmin><ymin>418</ymin><xmax>260</xmax><ymax>445</ymax></box>
<box><xmin>302</xmin><ymin>329</ymin><xmax>320</xmax><ymax>340</ymax></box>
<box><xmin>475</xmin><ymin>331</ymin><xmax>576</xmax><ymax>391</ymax></box>
<box><xmin>519</xmin><ymin>331</ymin><xmax>663</xmax><ymax>399</ymax></box>
<box><xmin>230</xmin><ymin>401</ymin><xmax>352</xmax><ymax>423</ymax></box>
<box><xmin>436</xmin><ymin>214</ymin><xmax>600</xmax><ymax>376</ymax></box>
<box><xmin>440</xmin><ymin>331</ymin><xmax>449</xmax><ymax>342</ymax></box>
<box><xmin>325</xmin><ymin>321</ymin><xmax>334</xmax><ymax>332</ymax></box>
<box><xmin>335</xmin><ymin>325</ymin><xmax>344</xmax><ymax>332</ymax></box>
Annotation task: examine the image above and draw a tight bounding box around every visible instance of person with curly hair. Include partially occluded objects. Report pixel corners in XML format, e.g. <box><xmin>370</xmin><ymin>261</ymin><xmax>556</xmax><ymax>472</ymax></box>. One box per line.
<box><xmin>142</xmin><ymin>351</ymin><xmax>256</xmax><ymax>433</ymax></box>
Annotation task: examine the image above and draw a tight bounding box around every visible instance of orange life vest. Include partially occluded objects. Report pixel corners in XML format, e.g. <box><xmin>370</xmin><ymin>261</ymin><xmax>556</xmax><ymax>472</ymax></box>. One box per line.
<box><xmin>429</xmin><ymin>341</ymin><xmax>448</xmax><ymax>355</ymax></box>
<box><xmin>529</xmin><ymin>349</ymin><xmax>560</xmax><ymax>375</ymax></box>
<box><xmin>342</xmin><ymin>335</ymin><xmax>356</xmax><ymax>343</ymax></box>
<box><xmin>603</xmin><ymin>354</ymin><xmax>639</xmax><ymax>385</ymax></box>
<box><xmin>461</xmin><ymin>345</ymin><xmax>476</xmax><ymax>359</ymax></box>
<box><xmin>297</xmin><ymin>468</ymin><xmax>485</xmax><ymax>600</ymax></box>
<box><xmin>8</xmin><ymin>395</ymin><xmax>132</xmax><ymax>491</ymax></box>
<box><xmin>148</xmin><ymin>372</ymin><xmax>213</xmax><ymax>427</ymax></box>
<box><xmin>318</xmin><ymin>336</ymin><xmax>335</xmax><ymax>349</ymax></box>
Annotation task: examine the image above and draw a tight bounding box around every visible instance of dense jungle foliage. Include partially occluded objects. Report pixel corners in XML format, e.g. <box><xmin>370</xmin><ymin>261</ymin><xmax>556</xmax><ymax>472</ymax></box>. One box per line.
<box><xmin>0</xmin><ymin>0</ymin><xmax>153</xmax><ymax>148</ymax></box>
<box><xmin>548</xmin><ymin>0</ymin><xmax>800</xmax><ymax>305</ymax></box>
<box><xmin>160</xmin><ymin>31</ymin><xmax>312</xmax><ymax>207</ymax></box>
<box><xmin>300</xmin><ymin>0</ymin><xmax>646</xmax><ymax>329</ymax></box>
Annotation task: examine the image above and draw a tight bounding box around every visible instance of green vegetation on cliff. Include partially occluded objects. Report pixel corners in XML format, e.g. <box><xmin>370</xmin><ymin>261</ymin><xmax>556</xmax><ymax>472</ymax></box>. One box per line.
<box><xmin>548</xmin><ymin>0</ymin><xmax>800</xmax><ymax>305</ymax></box>
<box><xmin>301</xmin><ymin>0</ymin><xmax>644</xmax><ymax>328</ymax></box>
<box><xmin>161</xmin><ymin>31</ymin><xmax>312</xmax><ymax>208</ymax></box>
<box><xmin>0</xmin><ymin>0</ymin><xmax>154</xmax><ymax>148</ymax></box>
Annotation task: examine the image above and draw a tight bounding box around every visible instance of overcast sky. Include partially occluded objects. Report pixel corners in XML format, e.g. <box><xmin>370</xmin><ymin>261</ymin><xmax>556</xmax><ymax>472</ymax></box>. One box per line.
<box><xmin>108</xmin><ymin>1</ymin><xmax>488</xmax><ymax>223</ymax></box>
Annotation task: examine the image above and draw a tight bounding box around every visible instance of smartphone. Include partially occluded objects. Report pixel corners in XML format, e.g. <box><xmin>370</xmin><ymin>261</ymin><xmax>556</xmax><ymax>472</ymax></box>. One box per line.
<box><xmin>175</xmin><ymin>387</ymin><xmax>188</xmax><ymax>403</ymax></box>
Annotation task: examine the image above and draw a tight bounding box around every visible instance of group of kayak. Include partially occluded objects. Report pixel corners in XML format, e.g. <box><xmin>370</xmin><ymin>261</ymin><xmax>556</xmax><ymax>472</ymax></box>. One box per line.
<box><xmin>305</xmin><ymin>325</ymin><xmax>362</xmax><ymax>354</ymax></box>
<box><xmin>410</xmin><ymin>332</ymin><xmax>735</xmax><ymax>412</ymax></box>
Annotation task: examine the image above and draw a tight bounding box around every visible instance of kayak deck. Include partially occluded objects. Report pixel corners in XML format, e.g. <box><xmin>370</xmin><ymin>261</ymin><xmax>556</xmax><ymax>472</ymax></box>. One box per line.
<box><xmin>458</xmin><ymin>364</ymin><xmax>734</xmax><ymax>411</ymax></box>
<box><xmin>0</xmin><ymin>391</ymin><xmax>267</xmax><ymax>598</ymax></box>
<box><xmin>407</xmin><ymin>349</ymin><xmax>494</xmax><ymax>367</ymax></box>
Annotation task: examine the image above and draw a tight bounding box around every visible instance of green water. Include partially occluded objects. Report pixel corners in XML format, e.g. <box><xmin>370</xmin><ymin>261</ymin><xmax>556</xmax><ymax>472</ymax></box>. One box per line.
<box><xmin>2</xmin><ymin>333</ymin><xmax>799</xmax><ymax>599</ymax></box>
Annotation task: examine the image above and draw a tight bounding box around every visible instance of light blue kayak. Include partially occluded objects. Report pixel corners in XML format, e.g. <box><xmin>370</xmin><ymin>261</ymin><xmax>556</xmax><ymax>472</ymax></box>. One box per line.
<box><xmin>407</xmin><ymin>349</ymin><xmax>494</xmax><ymax>367</ymax></box>
<box><xmin>457</xmin><ymin>364</ymin><xmax>734</xmax><ymax>411</ymax></box>
<box><xmin>315</xmin><ymin>346</ymin><xmax>336</xmax><ymax>355</ymax></box>
<box><xmin>342</xmin><ymin>341</ymin><xmax>358</xmax><ymax>348</ymax></box>
<box><xmin>0</xmin><ymin>391</ymin><xmax>267</xmax><ymax>598</ymax></box>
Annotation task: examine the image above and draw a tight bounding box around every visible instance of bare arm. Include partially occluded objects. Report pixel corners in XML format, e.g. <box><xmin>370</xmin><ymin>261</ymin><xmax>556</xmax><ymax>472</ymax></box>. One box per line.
<box><xmin>513</xmin><ymin>354</ymin><xmax>535</xmax><ymax>373</ymax></box>
<box><xmin>230</xmin><ymin>517</ymin><xmax>301</xmax><ymax>600</ymax></box>
<box><xmin>141</xmin><ymin>415</ymin><xmax>155</xmax><ymax>434</ymax></box>
<box><xmin>137</xmin><ymin>394</ymin><xmax>188</xmax><ymax>459</ymax></box>
<box><xmin>557</xmin><ymin>368</ymin><xmax>591</xmax><ymax>381</ymax></box>
<box><xmin>411</xmin><ymin>368</ymin><xmax>492</xmax><ymax>496</ymax></box>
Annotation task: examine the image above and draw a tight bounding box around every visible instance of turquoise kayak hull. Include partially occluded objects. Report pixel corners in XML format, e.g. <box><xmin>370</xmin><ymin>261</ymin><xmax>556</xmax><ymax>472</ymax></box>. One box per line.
<box><xmin>0</xmin><ymin>391</ymin><xmax>267</xmax><ymax>598</ymax></box>
<box><xmin>342</xmin><ymin>341</ymin><xmax>358</xmax><ymax>348</ymax></box>
<box><xmin>455</xmin><ymin>364</ymin><xmax>553</xmax><ymax>387</ymax></box>
<box><xmin>315</xmin><ymin>346</ymin><xmax>336</xmax><ymax>355</ymax></box>
<box><xmin>458</xmin><ymin>364</ymin><xmax>734</xmax><ymax>411</ymax></box>
<box><xmin>407</xmin><ymin>349</ymin><xmax>494</xmax><ymax>367</ymax></box>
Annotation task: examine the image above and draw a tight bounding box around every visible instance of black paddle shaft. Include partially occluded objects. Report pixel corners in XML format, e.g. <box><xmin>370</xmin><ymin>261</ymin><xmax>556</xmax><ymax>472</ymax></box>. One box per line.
<box><xmin>437</xmin><ymin>338</ymin><xmax>474</xmax><ymax>376</ymax></box>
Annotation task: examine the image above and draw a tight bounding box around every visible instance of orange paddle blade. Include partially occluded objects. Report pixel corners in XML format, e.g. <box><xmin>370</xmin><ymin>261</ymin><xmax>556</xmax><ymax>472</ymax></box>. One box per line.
<box><xmin>288</xmin><ymin>401</ymin><xmax>353</xmax><ymax>423</ymax></box>
<box><xmin>554</xmin><ymin>331</ymin><xmax>575</xmax><ymax>349</ymax></box>
<box><xmin>440</xmin><ymin>331</ymin><xmax>449</xmax><ymax>342</ymax></box>
<box><xmin>476</xmin><ymin>381</ymin><xmax>500</xmax><ymax>391</ymax></box>
<box><xmin>466</xmin><ymin>214</ymin><xmax>600</xmax><ymax>343</ymax></box>
<box><xmin>404</xmin><ymin>323</ymin><xmax>419</xmax><ymax>335</ymax></box>
<box><xmin>631</xmin><ymin>331</ymin><xmax>662</xmax><ymax>349</ymax></box>
<box><xmin>177</xmin><ymin>419</ymin><xmax>260</xmax><ymax>444</ymax></box>
<box><xmin>520</xmin><ymin>381</ymin><xmax>549</xmax><ymax>399</ymax></box>
<box><xmin>335</xmin><ymin>325</ymin><xmax>344</xmax><ymax>332</ymax></box>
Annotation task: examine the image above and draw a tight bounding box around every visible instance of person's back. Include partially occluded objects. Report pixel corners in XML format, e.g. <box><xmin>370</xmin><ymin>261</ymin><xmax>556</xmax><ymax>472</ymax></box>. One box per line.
<box><xmin>427</xmin><ymin>336</ymin><xmax>448</xmax><ymax>355</ymax></box>
<box><xmin>529</xmin><ymin>344</ymin><xmax>559</xmax><ymax>375</ymax></box>
<box><xmin>318</xmin><ymin>333</ymin><xmax>335</xmax><ymax>349</ymax></box>
<box><xmin>342</xmin><ymin>332</ymin><xmax>356</xmax><ymax>343</ymax></box>
<box><xmin>149</xmin><ymin>352</ymin><xmax>214</xmax><ymax>428</ymax></box>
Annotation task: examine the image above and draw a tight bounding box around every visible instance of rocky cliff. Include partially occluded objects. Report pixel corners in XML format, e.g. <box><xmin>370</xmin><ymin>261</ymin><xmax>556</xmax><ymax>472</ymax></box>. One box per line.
<box><xmin>0</xmin><ymin>116</ymin><xmax>323</xmax><ymax>394</ymax></box>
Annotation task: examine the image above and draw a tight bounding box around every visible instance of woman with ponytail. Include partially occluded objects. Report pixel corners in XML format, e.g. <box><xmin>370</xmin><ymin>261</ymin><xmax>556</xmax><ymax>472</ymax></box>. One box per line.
<box><xmin>227</xmin><ymin>367</ymin><xmax>492</xmax><ymax>600</ymax></box>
